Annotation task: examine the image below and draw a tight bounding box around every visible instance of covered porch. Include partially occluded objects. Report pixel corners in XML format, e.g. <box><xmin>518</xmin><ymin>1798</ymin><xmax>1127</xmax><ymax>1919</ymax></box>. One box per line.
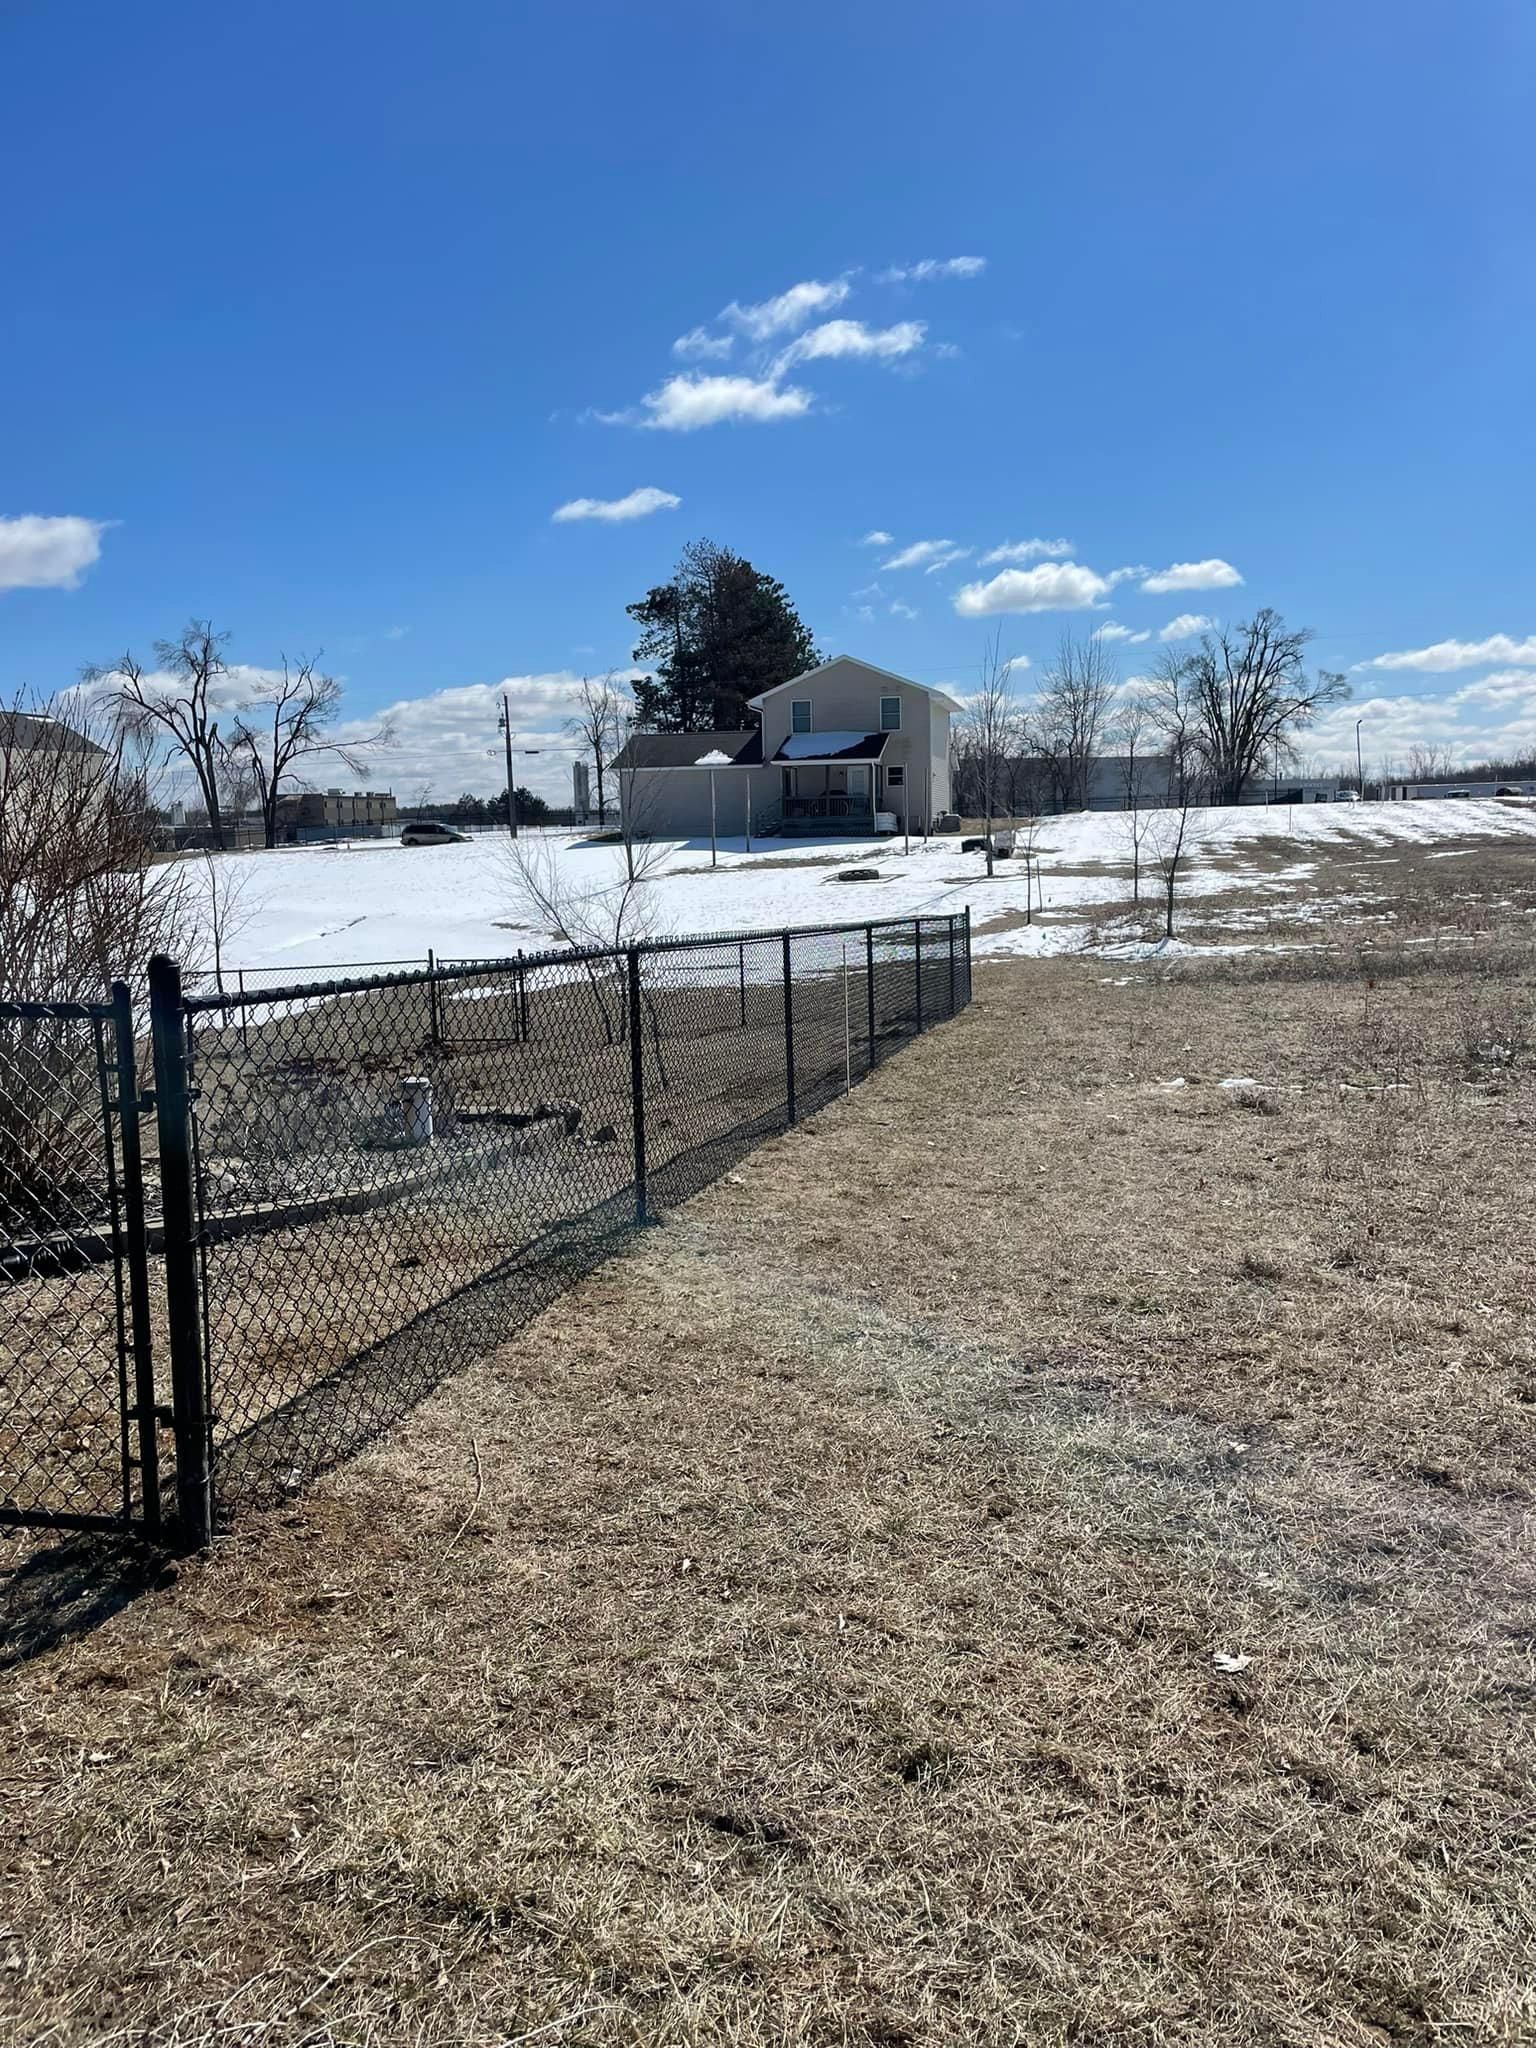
<box><xmin>773</xmin><ymin>731</ymin><xmax>895</xmax><ymax>836</ymax></box>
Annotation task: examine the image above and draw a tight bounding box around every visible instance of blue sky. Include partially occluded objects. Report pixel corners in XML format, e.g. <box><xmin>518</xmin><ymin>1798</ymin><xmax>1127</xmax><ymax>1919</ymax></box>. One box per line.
<box><xmin>3</xmin><ymin>0</ymin><xmax>1534</xmax><ymax>798</ymax></box>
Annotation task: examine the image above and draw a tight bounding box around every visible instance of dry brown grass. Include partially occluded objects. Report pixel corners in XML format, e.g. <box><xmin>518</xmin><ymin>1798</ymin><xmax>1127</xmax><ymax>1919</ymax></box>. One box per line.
<box><xmin>4</xmin><ymin>841</ymin><xmax>1536</xmax><ymax>2047</ymax></box>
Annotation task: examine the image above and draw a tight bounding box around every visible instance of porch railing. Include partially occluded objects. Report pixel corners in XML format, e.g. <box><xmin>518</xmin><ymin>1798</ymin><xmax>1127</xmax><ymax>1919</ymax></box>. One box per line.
<box><xmin>782</xmin><ymin>794</ymin><xmax>875</xmax><ymax>821</ymax></box>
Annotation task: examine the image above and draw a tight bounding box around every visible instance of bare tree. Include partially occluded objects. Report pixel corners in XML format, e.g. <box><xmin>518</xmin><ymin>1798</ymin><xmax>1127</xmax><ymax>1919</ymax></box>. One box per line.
<box><xmin>961</xmin><ymin>632</ymin><xmax>1025</xmax><ymax>877</ymax></box>
<box><xmin>1405</xmin><ymin>742</ymin><xmax>1457</xmax><ymax>783</ymax></box>
<box><xmin>1143</xmin><ymin>785</ymin><xmax>1204</xmax><ymax>941</ymax></box>
<box><xmin>566</xmin><ymin>672</ymin><xmax>628</xmax><ymax>827</ymax></box>
<box><xmin>0</xmin><ymin>694</ymin><xmax>198</xmax><ymax>1222</ymax></box>
<box><xmin>1037</xmin><ymin>632</ymin><xmax>1118</xmax><ymax>811</ymax></box>
<box><xmin>195</xmin><ymin>850</ymin><xmax>259</xmax><ymax>994</ymax></box>
<box><xmin>0</xmin><ymin>693</ymin><xmax>195</xmax><ymax>1001</ymax></box>
<box><xmin>1152</xmin><ymin>608</ymin><xmax>1348</xmax><ymax>805</ymax></box>
<box><xmin>83</xmin><ymin>620</ymin><xmax>245</xmax><ymax>851</ymax></box>
<box><xmin>503</xmin><ymin>764</ymin><xmax>671</xmax><ymax>1047</ymax></box>
<box><xmin>1145</xmin><ymin>647</ymin><xmax>1209</xmax><ymax>807</ymax></box>
<box><xmin>229</xmin><ymin>656</ymin><xmax>392</xmax><ymax>848</ymax></box>
<box><xmin>1108</xmin><ymin>685</ymin><xmax>1154</xmax><ymax>903</ymax></box>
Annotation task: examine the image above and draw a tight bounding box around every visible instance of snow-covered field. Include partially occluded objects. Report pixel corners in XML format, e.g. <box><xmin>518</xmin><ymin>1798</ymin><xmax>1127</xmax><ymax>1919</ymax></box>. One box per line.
<box><xmin>184</xmin><ymin>800</ymin><xmax>1536</xmax><ymax>979</ymax></box>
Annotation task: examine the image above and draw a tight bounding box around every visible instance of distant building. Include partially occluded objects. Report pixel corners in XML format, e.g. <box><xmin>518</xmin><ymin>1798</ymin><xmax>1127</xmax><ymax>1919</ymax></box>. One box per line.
<box><xmin>1386</xmin><ymin>779</ymin><xmax>1536</xmax><ymax>801</ymax></box>
<box><xmin>274</xmin><ymin>788</ymin><xmax>398</xmax><ymax>842</ymax></box>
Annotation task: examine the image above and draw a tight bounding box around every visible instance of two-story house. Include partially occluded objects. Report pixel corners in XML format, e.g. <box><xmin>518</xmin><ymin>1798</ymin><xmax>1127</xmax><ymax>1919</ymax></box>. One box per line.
<box><xmin>615</xmin><ymin>656</ymin><xmax>959</xmax><ymax>839</ymax></box>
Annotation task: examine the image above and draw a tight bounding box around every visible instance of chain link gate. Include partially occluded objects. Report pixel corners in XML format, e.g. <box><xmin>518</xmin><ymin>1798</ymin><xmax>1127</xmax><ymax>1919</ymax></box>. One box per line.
<box><xmin>0</xmin><ymin>988</ymin><xmax>162</xmax><ymax>1534</ymax></box>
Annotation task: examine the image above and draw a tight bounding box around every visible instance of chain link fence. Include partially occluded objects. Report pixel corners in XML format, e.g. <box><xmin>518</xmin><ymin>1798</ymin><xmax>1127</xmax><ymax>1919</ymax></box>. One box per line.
<box><xmin>2</xmin><ymin>911</ymin><xmax>971</xmax><ymax>1542</ymax></box>
<box><xmin>0</xmin><ymin>994</ymin><xmax>159</xmax><ymax>1531</ymax></box>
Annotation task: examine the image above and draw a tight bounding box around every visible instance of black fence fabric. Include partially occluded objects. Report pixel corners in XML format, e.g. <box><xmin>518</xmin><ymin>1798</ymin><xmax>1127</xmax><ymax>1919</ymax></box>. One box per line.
<box><xmin>1</xmin><ymin>910</ymin><xmax>971</xmax><ymax>1542</ymax></box>
<box><xmin>0</xmin><ymin>995</ymin><xmax>158</xmax><ymax>1532</ymax></box>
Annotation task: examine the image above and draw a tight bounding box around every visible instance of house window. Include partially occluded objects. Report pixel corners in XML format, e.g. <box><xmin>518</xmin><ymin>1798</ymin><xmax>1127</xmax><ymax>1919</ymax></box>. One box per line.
<box><xmin>880</xmin><ymin>696</ymin><xmax>901</xmax><ymax>731</ymax></box>
<box><xmin>887</xmin><ymin>764</ymin><xmax>905</xmax><ymax>788</ymax></box>
<box><xmin>791</xmin><ymin>699</ymin><xmax>813</xmax><ymax>734</ymax></box>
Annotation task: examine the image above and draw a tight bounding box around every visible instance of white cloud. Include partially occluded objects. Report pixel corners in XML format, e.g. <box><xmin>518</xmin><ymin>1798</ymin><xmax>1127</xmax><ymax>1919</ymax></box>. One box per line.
<box><xmin>552</xmin><ymin>485</ymin><xmax>682</xmax><ymax>523</ymax></box>
<box><xmin>672</xmin><ymin>326</ymin><xmax>734</xmax><ymax>361</ymax></box>
<box><xmin>609</xmin><ymin>374</ymin><xmax>813</xmax><ymax>431</ymax></box>
<box><xmin>332</xmin><ymin>672</ymin><xmax>644</xmax><ymax>806</ymax></box>
<box><xmin>952</xmin><ymin>562</ymin><xmax>1112</xmax><ymax>618</ymax></box>
<box><xmin>1004</xmin><ymin>654</ymin><xmax>1031</xmax><ymax>674</ymax></box>
<box><xmin>721</xmin><ymin>278</ymin><xmax>851</xmax><ymax>341</ymax></box>
<box><xmin>772</xmin><ymin>318</ymin><xmax>925</xmax><ymax>373</ymax></box>
<box><xmin>980</xmin><ymin>537</ymin><xmax>1074</xmax><ymax>566</ymax></box>
<box><xmin>1106</xmin><ymin>565</ymin><xmax>1149</xmax><ymax>589</ymax></box>
<box><xmin>883</xmin><ymin>538</ymin><xmax>968</xmax><ymax>572</ymax></box>
<box><xmin>0</xmin><ymin>513</ymin><xmax>107</xmax><ymax>592</ymax></box>
<box><xmin>1447</xmin><ymin>669</ymin><xmax>1536</xmax><ymax>708</ymax></box>
<box><xmin>383</xmin><ymin>625</ymin><xmax>410</xmax><ymax>641</ymax></box>
<box><xmin>1158</xmin><ymin>613</ymin><xmax>1214</xmax><ymax>642</ymax></box>
<box><xmin>860</xmin><ymin>529</ymin><xmax>893</xmax><ymax>547</ymax></box>
<box><xmin>76</xmin><ymin>660</ymin><xmax>294</xmax><ymax>721</ymax></box>
<box><xmin>1093</xmin><ymin>622</ymin><xmax>1150</xmax><ymax>645</ymax></box>
<box><xmin>1303</xmin><ymin>683</ymin><xmax>1536</xmax><ymax>773</ymax></box>
<box><xmin>851</xmin><ymin>581</ymin><xmax>884</xmax><ymax>600</ymax></box>
<box><xmin>1356</xmin><ymin>634</ymin><xmax>1536</xmax><ymax>673</ymax></box>
<box><xmin>877</xmin><ymin>257</ymin><xmax>987</xmax><ymax>283</ymax></box>
<box><xmin>1140</xmin><ymin>558</ymin><xmax>1244</xmax><ymax>595</ymax></box>
<box><xmin>889</xmin><ymin>600</ymin><xmax>919</xmax><ymax>620</ymax></box>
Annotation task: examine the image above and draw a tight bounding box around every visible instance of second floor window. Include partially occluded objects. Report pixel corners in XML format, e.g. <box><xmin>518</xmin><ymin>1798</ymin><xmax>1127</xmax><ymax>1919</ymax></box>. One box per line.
<box><xmin>880</xmin><ymin>696</ymin><xmax>901</xmax><ymax>731</ymax></box>
<box><xmin>791</xmin><ymin>700</ymin><xmax>813</xmax><ymax>733</ymax></box>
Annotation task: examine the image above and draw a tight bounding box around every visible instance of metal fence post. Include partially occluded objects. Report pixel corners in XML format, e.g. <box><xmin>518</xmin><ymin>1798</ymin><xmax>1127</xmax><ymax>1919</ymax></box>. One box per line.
<box><xmin>111</xmin><ymin>981</ymin><xmax>161</xmax><ymax>1538</ymax></box>
<box><xmin>627</xmin><ymin>945</ymin><xmax>647</xmax><ymax>1223</ymax></box>
<box><xmin>236</xmin><ymin>967</ymin><xmax>250</xmax><ymax>1052</ymax></box>
<box><xmin>148</xmin><ymin>955</ymin><xmax>212</xmax><ymax>1549</ymax></box>
<box><xmin>782</xmin><ymin>931</ymin><xmax>797</xmax><ymax>1125</ymax></box>
<box><xmin>517</xmin><ymin>950</ymin><xmax>529</xmax><ymax>1042</ymax></box>
<box><xmin>914</xmin><ymin>919</ymin><xmax>924</xmax><ymax>1032</ymax></box>
<box><xmin>738</xmin><ymin>941</ymin><xmax>747</xmax><ymax>1029</ymax></box>
<box><xmin>865</xmin><ymin>923</ymin><xmax>877</xmax><ymax>1067</ymax></box>
<box><xmin>947</xmin><ymin>914</ymin><xmax>957</xmax><ymax>1015</ymax></box>
<box><xmin>426</xmin><ymin>947</ymin><xmax>442</xmax><ymax>1048</ymax></box>
<box><xmin>964</xmin><ymin>904</ymin><xmax>973</xmax><ymax>1004</ymax></box>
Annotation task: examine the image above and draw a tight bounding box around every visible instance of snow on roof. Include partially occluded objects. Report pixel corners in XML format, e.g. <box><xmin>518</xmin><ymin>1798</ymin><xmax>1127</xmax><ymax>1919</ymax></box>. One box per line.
<box><xmin>692</xmin><ymin>748</ymin><xmax>734</xmax><ymax>766</ymax></box>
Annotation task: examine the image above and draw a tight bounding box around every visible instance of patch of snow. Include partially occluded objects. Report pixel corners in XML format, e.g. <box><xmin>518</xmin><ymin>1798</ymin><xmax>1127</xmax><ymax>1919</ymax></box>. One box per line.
<box><xmin>168</xmin><ymin>796</ymin><xmax>1536</xmax><ymax>981</ymax></box>
<box><xmin>692</xmin><ymin>748</ymin><xmax>733</xmax><ymax>766</ymax></box>
<box><xmin>1218</xmin><ymin>1077</ymin><xmax>1262</xmax><ymax>1089</ymax></box>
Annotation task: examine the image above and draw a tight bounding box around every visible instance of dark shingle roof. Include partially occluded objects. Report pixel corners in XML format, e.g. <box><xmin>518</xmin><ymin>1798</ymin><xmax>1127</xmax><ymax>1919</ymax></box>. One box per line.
<box><xmin>614</xmin><ymin>729</ymin><xmax>765</xmax><ymax>771</ymax></box>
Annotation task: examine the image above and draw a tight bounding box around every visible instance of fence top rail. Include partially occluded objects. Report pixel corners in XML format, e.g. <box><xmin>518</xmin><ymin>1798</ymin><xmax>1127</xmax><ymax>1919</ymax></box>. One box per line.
<box><xmin>0</xmin><ymin>997</ymin><xmax>115</xmax><ymax>1022</ymax></box>
<box><xmin>182</xmin><ymin>909</ymin><xmax>968</xmax><ymax>1014</ymax></box>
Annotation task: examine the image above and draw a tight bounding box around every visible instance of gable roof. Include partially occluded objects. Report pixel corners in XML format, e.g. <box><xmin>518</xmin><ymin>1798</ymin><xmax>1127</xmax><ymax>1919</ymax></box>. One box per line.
<box><xmin>745</xmin><ymin>655</ymin><xmax>963</xmax><ymax>717</ymax></box>
<box><xmin>0</xmin><ymin>710</ymin><xmax>108</xmax><ymax>758</ymax></box>
<box><xmin>614</xmin><ymin>728</ymin><xmax>765</xmax><ymax>772</ymax></box>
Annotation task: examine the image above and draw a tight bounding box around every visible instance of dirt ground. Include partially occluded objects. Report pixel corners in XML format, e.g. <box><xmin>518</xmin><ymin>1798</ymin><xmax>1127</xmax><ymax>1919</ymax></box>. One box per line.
<box><xmin>3</xmin><ymin>837</ymin><xmax>1536</xmax><ymax>2047</ymax></box>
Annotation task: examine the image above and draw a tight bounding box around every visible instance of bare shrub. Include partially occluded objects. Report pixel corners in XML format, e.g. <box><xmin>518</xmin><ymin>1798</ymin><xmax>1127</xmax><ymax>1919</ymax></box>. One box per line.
<box><xmin>0</xmin><ymin>692</ymin><xmax>195</xmax><ymax>1228</ymax></box>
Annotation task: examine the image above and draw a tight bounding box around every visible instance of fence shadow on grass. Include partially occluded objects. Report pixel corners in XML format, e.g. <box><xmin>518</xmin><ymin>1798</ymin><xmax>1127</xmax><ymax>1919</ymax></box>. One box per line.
<box><xmin>210</xmin><ymin>1086</ymin><xmax>828</xmax><ymax>1519</ymax></box>
<box><xmin>0</xmin><ymin>1528</ymin><xmax>175</xmax><ymax>1670</ymax></box>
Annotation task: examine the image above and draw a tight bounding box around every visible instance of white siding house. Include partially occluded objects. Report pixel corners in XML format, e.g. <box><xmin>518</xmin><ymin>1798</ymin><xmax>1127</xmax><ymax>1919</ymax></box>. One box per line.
<box><xmin>615</xmin><ymin>657</ymin><xmax>959</xmax><ymax>840</ymax></box>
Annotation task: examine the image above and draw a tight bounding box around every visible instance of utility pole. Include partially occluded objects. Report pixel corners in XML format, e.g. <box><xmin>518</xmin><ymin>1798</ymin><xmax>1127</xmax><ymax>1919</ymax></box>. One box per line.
<box><xmin>499</xmin><ymin>692</ymin><xmax>518</xmax><ymax>840</ymax></box>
